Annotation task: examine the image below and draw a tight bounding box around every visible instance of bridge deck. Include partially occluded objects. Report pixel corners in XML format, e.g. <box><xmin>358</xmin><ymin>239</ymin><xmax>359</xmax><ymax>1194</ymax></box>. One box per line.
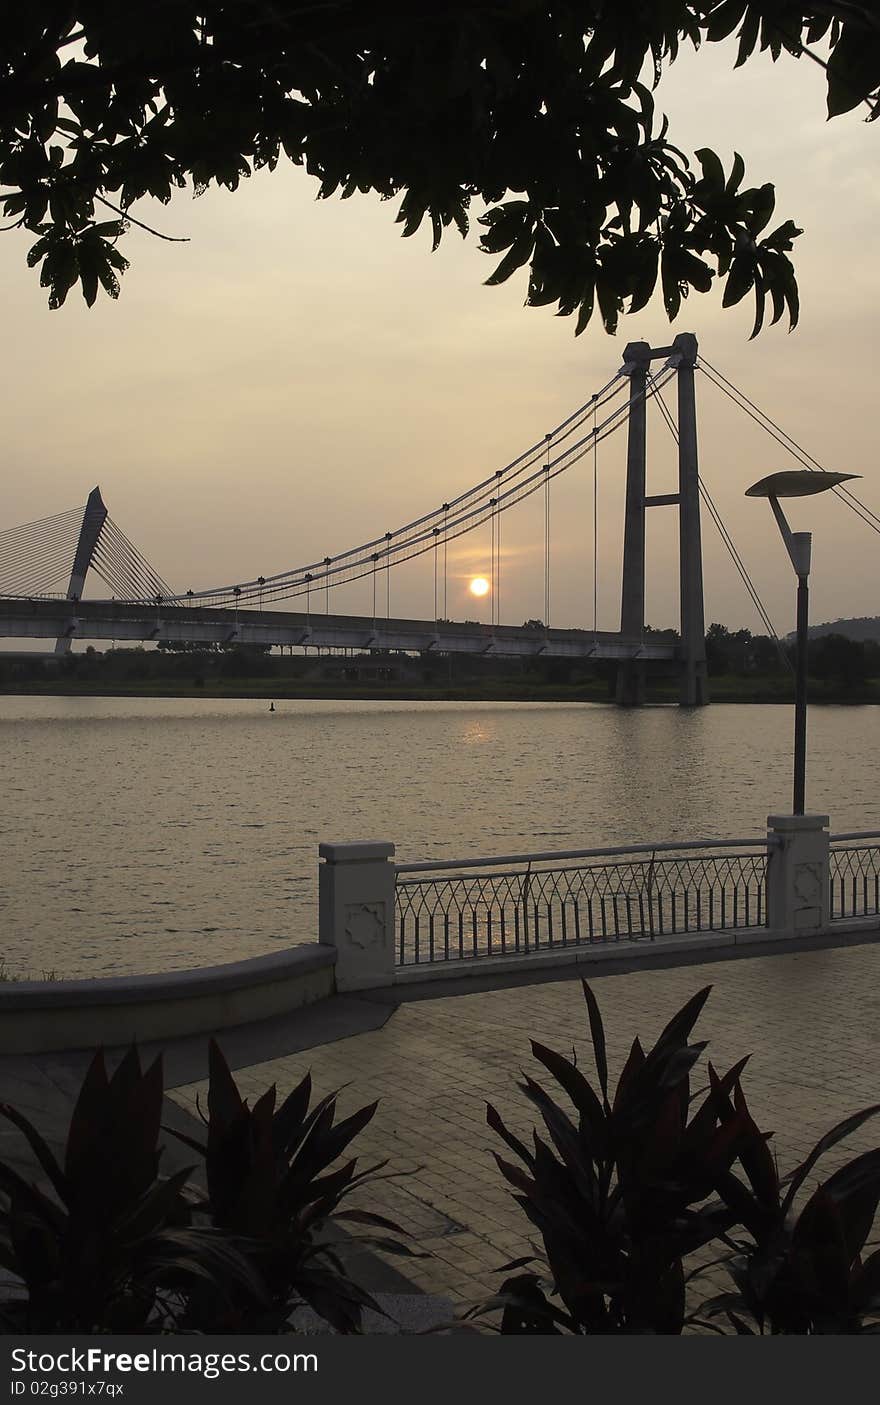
<box><xmin>0</xmin><ymin>598</ymin><xmax>679</xmax><ymax>662</ymax></box>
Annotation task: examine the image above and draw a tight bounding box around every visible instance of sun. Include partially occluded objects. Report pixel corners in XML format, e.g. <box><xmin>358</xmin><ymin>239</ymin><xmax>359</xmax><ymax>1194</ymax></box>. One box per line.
<box><xmin>469</xmin><ymin>576</ymin><xmax>490</xmax><ymax>598</ymax></box>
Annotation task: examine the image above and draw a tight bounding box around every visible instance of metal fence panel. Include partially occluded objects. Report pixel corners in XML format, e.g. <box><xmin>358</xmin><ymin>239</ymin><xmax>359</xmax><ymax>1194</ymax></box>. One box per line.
<box><xmin>395</xmin><ymin>847</ymin><xmax>768</xmax><ymax>968</ymax></box>
<box><xmin>830</xmin><ymin>844</ymin><xmax>880</xmax><ymax>921</ymax></box>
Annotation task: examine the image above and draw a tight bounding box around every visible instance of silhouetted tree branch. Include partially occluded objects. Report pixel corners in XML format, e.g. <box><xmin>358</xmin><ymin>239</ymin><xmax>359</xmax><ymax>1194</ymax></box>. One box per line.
<box><xmin>2</xmin><ymin>4</ymin><xmax>878</xmax><ymax>328</ymax></box>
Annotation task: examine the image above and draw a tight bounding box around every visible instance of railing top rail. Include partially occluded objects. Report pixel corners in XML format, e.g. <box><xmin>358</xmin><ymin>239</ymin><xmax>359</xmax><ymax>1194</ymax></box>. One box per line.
<box><xmin>394</xmin><ymin>835</ymin><xmax>778</xmax><ymax>875</ymax></box>
<box><xmin>830</xmin><ymin>831</ymin><xmax>880</xmax><ymax>843</ymax></box>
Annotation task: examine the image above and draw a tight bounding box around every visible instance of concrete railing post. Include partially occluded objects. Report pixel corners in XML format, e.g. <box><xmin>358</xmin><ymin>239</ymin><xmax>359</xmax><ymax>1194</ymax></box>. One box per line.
<box><xmin>766</xmin><ymin>814</ymin><xmax>830</xmax><ymax>936</ymax></box>
<box><xmin>318</xmin><ymin>841</ymin><xmax>396</xmax><ymax>991</ymax></box>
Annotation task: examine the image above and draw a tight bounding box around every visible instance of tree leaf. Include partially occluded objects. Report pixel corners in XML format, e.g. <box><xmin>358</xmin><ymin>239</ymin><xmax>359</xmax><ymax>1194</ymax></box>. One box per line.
<box><xmin>826</xmin><ymin>28</ymin><xmax>880</xmax><ymax>118</ymax></box>
<box><xmin>726</xmin><ymin>152</ymin><xmax>745</xmax><ymax>194</ymax></box>
<box><xmin>695</xmin><ymin>148</ymin><xmax>725</xmax><ymax>191</ymax></box>
<box><xmin>722</xmin><ymin>254</ymin><xmax>755</xmax><ymax>308</ymax></box>
<box><xmin>484</xmin><ymin>234</ymin><xmax>535</xmax><ymax>287</ymax></box>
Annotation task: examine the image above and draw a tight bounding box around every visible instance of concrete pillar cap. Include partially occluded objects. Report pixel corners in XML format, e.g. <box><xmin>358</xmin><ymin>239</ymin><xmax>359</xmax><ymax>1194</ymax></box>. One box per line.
<box><xmin>318</xmin><ymin>841</ymin><xmax>395</xmax><ymax>863</ymax></box>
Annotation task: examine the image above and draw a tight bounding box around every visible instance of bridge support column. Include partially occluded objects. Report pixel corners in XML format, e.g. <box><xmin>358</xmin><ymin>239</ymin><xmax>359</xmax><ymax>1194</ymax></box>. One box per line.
<box><xmin>674</xmin><ymin>334</ymin><xmax>709</xmax><ymax>706</ymax></box>
<box><xmin>615</xmin><ymin>661</ymin><xmax>645</xmax><ymax>707</ymax></box>
<box><xmin>615</xmin><ymin>341</ymin><xmax>651</xmax><ymax>707</ymax></box>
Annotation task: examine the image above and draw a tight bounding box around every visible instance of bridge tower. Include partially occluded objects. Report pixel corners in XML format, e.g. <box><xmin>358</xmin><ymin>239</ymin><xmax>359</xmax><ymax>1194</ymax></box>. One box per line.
<box><xmin>54</xmin><ymin>485</ymin><xmax>108</xmax><ymax>655</ymax></box>
<box><xmin>615</xmin><ymin>332</ymin><xmax>708</xmax><ymax>707</ymax></box>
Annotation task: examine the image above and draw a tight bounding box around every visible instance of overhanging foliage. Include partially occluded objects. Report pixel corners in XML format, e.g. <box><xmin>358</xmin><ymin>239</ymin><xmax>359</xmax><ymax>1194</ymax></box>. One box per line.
<box><xmin>2</xmin><ymin>4</ymin><xmax>879</xmax><ymax>331</ymax></box>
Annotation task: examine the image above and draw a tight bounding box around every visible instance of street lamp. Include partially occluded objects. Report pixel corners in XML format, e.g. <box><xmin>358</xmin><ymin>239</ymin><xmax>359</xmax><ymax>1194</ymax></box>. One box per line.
<box><xmin>745</xmin><ymin>469</ymin><xmax>860</xmax><ymax>815</ymax></box>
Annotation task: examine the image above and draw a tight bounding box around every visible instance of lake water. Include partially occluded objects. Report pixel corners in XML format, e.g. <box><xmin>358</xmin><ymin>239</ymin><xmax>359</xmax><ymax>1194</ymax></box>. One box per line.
<box><xmin>1</xmin><ymin>696</ymin><xmax>876</xmax><ymax>977</ymax></box>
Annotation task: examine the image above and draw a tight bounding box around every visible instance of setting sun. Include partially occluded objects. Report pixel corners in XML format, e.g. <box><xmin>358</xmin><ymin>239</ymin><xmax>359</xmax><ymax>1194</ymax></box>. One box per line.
<box><xmin>469</xmin><ymin>576</ymin><xmax>490</xmax><ymax>598</ymax></box>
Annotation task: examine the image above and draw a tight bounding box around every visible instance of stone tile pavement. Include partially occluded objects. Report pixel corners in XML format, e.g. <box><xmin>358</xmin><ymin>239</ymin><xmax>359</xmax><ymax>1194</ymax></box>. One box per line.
<box><xmin>166</xmin><ymin>938</ymin><xmax>880</xmax><ymax>1317</ymax></box>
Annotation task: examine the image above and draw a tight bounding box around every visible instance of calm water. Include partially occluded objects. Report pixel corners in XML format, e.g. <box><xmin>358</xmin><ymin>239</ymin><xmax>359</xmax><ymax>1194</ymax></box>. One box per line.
<box><xmin>1</xmin><ymin>696</ymin><xmax>876</xmax><ymax>977</ymax></box>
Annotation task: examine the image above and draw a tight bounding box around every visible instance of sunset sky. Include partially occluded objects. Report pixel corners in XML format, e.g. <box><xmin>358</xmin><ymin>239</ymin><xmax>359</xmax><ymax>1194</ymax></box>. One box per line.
<box><xmin>2</xmin><ymin>34</ymin><xmax>878</xmax><ymax>637</ymax></box>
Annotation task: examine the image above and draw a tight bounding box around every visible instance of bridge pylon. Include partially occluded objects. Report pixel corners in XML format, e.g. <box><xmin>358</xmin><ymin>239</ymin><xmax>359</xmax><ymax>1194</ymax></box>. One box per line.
<box><xmin>54</xmin><ymin>485</ymin><xmax>108</xmax><ymax>654</ymax></box>
<box><xmin>615</xmin><ymin>332</ymin><xmax>708</xmax><ymax>707</ymax></box>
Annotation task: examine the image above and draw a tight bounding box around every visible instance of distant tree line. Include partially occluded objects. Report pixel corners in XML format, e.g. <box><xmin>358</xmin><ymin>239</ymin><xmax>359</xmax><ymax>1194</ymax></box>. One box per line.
<box><xmin>705</xmin><ymin>623</ymin><xmax>879</xmax><ymax>686</ymax></box>
<box><xmin>0</xmin><ymin>627</ymin><xmax>877</xmax><ymax>693</ymax></box>
<box><xmin>0</xmin><ymin>643</ymin><xmax>277</xmax><ymax>687</ymax></box>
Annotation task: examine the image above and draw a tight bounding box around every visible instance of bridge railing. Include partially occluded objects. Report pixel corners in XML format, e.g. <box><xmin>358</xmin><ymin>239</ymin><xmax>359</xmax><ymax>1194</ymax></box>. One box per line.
<box><xmin>393</xmin><ymin>838</ymin><xmax>772</xmax><ymax>968</ymax></box>
<box><xmin>829</xmin><ymin>832</ymin><xmax>880</xmax><ymax>921</ymax></box>
<box><xmin>318</xmin><ymin>820</ymin><xmax>879</xmax><ymax>990</ymax></box>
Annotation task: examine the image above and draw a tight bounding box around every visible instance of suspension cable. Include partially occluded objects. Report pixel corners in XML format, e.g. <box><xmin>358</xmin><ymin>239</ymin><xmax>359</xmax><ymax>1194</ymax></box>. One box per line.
<box><xmin>0</xmin><ymin>506</ymin><xmax>83</xmax><ymax>594</ymax></box>
<box><xmin>443</xmin><ymin>504</ymin><xmax>448</xmax><ymax>619</ymax></box>
<box><xmin>543</xmin><ymin>435</ymin><xmax>551</xmax><ymax>626</ymax></box>
<box><xmin>158</xmin><ymin>369</ymin><xmax>640</xmax><ymax>609</ymax></box>
<box><xmin>649</xmin><ymin>375</ymin><xmax>793</xmax><ymax>674</ymax></box>
<box><xmin>2</xmin><ymin>371</ymin><xmax>667</xmax><ymax>612</ymax></box>
<box><xmin>698</xmin><ymin>356</ymin><xmax>880</xmax><ymax>537</ymax></box>
<box><xmin>592</xmin><ymin>393</ymin><xmax>599</xmax><ymax>637</ymax></box>
<box><xmin>0</xmin><ymin>502</ymin><xmax>176</xmax><ymax>603</ymax></box>
<box><xmin>489</xmin><ymin>498</ymin><xmax>494</xmax><ymax>623</ymax></box>
<box><xmin>102</xmin><ymin>516</ymin><xmax>173</xmax><ymax>598</ymax></box>
<box><xmin>495</xmin><ymin>472</ymin><xmax>502</xmax><ymax>626</ymax></box>
<box><xmin>247</xmin><ymin>368</ymin><xmax>666</xmax><ymax>612</ymax></box>
<box><xmin>651</xmin><ymin>375</ymin><xmax>771</xmax><ymax>632</ymax></box>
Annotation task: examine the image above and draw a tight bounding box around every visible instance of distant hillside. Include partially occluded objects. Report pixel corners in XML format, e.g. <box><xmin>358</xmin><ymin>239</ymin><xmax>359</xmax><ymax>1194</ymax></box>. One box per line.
<box><xmin>806</xmin><ymin>617</ymin><xmax>880</xmax><ymax>642</ymax></box>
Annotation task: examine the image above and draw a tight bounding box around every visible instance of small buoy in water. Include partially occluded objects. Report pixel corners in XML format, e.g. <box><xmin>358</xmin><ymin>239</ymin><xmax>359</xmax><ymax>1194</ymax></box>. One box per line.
<box><xmin>269</xmin><ymin>701</ymin><xmax>275</xmax><ymax>712</ymax></box>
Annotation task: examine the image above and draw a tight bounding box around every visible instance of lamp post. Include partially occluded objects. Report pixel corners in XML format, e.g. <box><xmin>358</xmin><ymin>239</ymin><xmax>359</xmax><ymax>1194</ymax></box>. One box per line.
<box><xmin>745</xmin><ymin>469</ymin><xmax>860</xmax><ymax>815</ymax></box>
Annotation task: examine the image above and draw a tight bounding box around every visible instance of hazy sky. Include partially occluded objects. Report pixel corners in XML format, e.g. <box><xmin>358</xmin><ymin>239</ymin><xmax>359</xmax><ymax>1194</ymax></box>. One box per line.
<box><xmin>2</xmin><ymin>35</ymin><xmax>878</xmax><ymax>636</ymax></box>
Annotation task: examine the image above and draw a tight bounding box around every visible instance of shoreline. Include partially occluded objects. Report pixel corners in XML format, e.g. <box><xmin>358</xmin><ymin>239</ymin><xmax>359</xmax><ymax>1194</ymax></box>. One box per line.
<box><xmin>1</xmin><ymin>681</ymin><xmax>878</xmax><ymax>705</ymax></box>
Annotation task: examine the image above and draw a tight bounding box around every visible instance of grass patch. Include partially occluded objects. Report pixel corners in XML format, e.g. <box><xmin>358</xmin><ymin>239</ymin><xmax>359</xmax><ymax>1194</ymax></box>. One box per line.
<box><xmin>0</xmin><ymin>960</ymin><xmax>61</xmax><ymax>983</ymax></box>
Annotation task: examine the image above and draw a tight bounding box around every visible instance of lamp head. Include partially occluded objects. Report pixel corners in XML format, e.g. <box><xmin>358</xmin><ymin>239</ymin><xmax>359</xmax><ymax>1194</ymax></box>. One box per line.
<box><xmin>745</xmin><ymin>469</ymin><xmax>860</xmax><ymax>498</ymax></box>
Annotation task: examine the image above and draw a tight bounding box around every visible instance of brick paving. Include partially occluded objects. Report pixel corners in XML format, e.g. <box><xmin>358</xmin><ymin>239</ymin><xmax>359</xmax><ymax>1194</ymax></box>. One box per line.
<box><xmin>169</xmin><ymin>939</ymin><xmax>880</xmax><ymax>1318</ymax></box>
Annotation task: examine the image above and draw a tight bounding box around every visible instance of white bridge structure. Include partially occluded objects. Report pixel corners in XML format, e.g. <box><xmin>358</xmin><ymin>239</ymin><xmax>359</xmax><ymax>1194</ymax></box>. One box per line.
<box><xmin>1</xmin><ymin>596</ymin><xmax>677</xmax><ymax>665</ymax></box>
<box><xmin>3</xmin><ymin>331</ymin><xmax>876</xmax><ymax>704</ymax></box>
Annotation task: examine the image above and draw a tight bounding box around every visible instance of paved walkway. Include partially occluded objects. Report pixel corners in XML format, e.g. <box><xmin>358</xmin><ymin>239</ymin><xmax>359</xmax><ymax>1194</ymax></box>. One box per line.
<box><xmin>0</xmin><ymin>996</ymin><xmax>424</xmax><ymax>1303</ymax></box>
<box><xmin>171</xmin><ymin>936</ymin><xmax>880</xmax><ymax>1309</ymax></box>
<box><xmin>3</xmin><ymin>934</ymin><xmax>880</xmax><ymax>1323</ymax></box>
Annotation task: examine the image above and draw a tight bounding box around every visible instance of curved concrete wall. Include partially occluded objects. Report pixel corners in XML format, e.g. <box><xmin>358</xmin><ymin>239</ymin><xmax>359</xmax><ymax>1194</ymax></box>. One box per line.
<box><xmin>0</xmin><ymin>945</ymin><xmax>336</xmax><ymax>1054</ymax></box>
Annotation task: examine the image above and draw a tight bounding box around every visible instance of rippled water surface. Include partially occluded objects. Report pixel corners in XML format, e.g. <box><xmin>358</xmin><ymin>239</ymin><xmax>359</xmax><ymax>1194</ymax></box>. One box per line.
<box><xmin>1</xmin><ymin>696</ymin><xmax>876</xmax><ymax>976</ymax></box>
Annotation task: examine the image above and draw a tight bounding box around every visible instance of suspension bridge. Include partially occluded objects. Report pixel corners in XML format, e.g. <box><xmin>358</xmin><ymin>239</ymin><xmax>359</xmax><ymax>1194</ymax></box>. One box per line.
<box><xmin>2</xmin><ymin>331</ymin><xmax>877</xmax><ymax>705</ymax></box>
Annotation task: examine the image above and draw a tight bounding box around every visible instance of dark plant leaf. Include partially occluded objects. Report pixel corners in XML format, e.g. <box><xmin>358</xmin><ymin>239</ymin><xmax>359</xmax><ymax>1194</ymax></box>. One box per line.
<box><xmin>0</xmin><ymin>1105</ymin><xmax>67</xmax><ymax>1204</ymax></box>
<box><xmin>487</xmin><ymin>1103</ymin><xmax>536</xmax><ymax>1171</ymax></box>
<box><xmin>782</xmin><ymin>1105</ymin><xmax>880</xmax><ymax>1216</ymax></box>
<box><xmin>581</xmin><ymin>981</ymin><xmax>609</xmax><ymax>1107</ymax></box>
<box><xmin>529</xmin><ymin>1040</ymin><xmax>607</xmax><ymax>1145</ymax></box>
